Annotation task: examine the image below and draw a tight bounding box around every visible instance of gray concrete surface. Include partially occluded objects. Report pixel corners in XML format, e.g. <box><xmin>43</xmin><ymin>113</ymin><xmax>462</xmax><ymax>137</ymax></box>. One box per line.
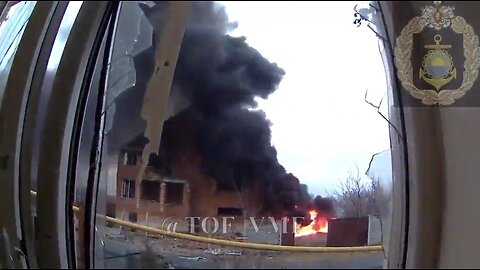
<box><xmin>100</xmin><ymin>237</ymin><xmax>384</xmax><ymax>269</ymax></box>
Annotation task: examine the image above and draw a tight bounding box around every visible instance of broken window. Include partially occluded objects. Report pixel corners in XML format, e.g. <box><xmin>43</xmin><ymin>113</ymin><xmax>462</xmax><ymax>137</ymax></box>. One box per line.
<box><xmin>121</xmin><ymin>178</ymin><xmax>135</xmax><ymax>199</ymax></box>
<box><xmin>218</xmin><ymin>207</ymin><xmax>243</xmax><ymax>217</ymax></box>
<box><xmin>141</xmin><ymin>180</ymin><xmax>160</xmax><ymax>202</ymax></box>
<box><xmin>164</xmin><ymin>182</ymin><xmax>184</xmax><ymax>205</ymax></box>
<box><xmin>128</xmin><ymin>212</ymin><xmax>137</xmax><ymax>223</ymax></box>
<box><xmin>122</xmin><ymin>151</ymin><xmax>137</xmax><ymax>165</ymax></box>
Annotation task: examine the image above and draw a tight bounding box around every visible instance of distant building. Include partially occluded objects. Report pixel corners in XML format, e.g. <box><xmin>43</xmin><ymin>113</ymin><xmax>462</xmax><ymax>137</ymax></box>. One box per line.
<box><xmin>110</xmin><ymin>111</ymin><xmax>267</xmax><ymax>237</ymax></box>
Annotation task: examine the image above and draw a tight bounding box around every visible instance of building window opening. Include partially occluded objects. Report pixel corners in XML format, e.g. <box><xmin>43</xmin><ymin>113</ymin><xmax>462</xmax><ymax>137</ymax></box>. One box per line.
<box><xmin>141</xmin><ymin>180</ymin><xmax>160</xmax><ymax>202</ymax></box>
<box><xmin>121</xmin><ymin>178</ymin><xmax>135</xmax><ymax>199</ymax></box>
<box><xmin>123</xmin><ymin>151</ymin><xmax>138</xmax><ymax>165</ymax></box>
<box><xmin>128</xmin><ymin>212</ymin><xmax>137</xmax><ymax>223</ymax></box>
<box><xmin>165</xmin><ymin>182</ymin><xmax>184</xmax><ymax>205</ymax></box>
<box><xmin>190</xmin><ymin>218</ymin><xmax>201</xmax><ymax>234</ymax></box>
<box><xmin>218</xmin><ymin>207</ymin><xmax>243</xmax><ymax>216</ymax></box>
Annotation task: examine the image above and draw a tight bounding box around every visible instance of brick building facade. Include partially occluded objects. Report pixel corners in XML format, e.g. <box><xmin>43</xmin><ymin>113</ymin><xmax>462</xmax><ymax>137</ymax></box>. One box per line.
<box><xmin>107</xmin><ymin>109</ymin><xmax>288</xmax><ymax>242</ymax></box>
<box><xmin>113</xmin><ymin>147</ymin><xmax>265</xmax><ymax>236</ymax></box>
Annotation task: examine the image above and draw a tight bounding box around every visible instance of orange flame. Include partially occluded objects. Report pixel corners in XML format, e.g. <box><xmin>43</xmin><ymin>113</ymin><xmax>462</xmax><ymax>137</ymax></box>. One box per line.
<box><xmin>294</xmin><ymin>210</ymin><xmax>328</xmax><ymax>237</ymax></box>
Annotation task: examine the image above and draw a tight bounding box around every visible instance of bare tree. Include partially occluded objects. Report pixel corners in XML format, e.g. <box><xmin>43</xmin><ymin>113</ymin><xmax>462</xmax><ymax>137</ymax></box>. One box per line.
<box><xmin>331</xmin><ymin>167</ymin><xmax>387</xmax><ymax>219</ymax></box>
<box><xmin>331</xmin><ymin>167</ymin><xmax>366</xmax><ymax>218</ymax></box>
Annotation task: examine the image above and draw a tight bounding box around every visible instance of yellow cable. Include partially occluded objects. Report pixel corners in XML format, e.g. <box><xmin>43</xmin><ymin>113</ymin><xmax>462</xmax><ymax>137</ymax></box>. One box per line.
<box><xmin>30</xmin><ymin>190</ymin><xmax>383</xmax><ymax>253</ymax></box>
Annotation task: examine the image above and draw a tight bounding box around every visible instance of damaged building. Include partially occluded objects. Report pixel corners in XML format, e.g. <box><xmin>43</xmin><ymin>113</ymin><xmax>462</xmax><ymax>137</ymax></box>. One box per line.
<box><xmin>104</xmin><ymin>1</ymin><xmax>327</xmax><ymax>243</ymax></box>
<box><xmin>113</xmin><ymin>110</ymin><xmax>266</xmax><ymax>236</ymax></box>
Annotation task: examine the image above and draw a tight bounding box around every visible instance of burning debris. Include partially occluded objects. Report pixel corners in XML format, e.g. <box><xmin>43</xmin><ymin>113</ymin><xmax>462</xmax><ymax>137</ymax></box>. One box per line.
<box><xmin>293</xmin><ymin>196</ymin><xmax>335</xmax><ymax>237</ymax></box>
<box><xmin>108</xmin><ymin>1</ymin><xmax>335</xmax><ymax>230</ymax></box>
<box><xmin>295</xmin><ymin>210</ymin><xmax>328</xmax><ymax>237</ymax></box>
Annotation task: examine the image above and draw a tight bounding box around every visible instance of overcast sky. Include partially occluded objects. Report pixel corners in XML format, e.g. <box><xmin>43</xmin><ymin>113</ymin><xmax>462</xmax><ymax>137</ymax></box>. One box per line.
<box><xmin>217</xmin><ymin>1</ymin><xmax>392</xmax><ymax>196</ymax></box>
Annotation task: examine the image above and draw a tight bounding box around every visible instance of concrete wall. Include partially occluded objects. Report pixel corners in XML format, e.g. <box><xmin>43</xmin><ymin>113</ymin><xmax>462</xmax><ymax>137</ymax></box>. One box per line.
<box><xmin>438</xmin><ymin>108</ymin><xmax>480</xmax><ymax>268</ymax></box>
<box><xmin>295</xmin><ymin>233</ymin><xmax>327</xmax><ymax>247</ymax></box>
<box><xmin>326</xmin><ymin>217</ymin><xmax>369</xmax><ymax>247</ymax></box>
<box><xmin>368</xmin><ymin>215</ymin><xmax>382</xmax><ymax>246</ymax></box>
<box><xmin>243</xmin><ymin>221</ymin><xmax>281</xmax><ymax>245</ymax></box>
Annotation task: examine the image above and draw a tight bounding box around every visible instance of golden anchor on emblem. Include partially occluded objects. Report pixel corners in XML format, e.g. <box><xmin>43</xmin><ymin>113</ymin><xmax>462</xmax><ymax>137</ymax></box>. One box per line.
<box><xmin>420</xmin><ymin>34</ymin><xmax>456</xmax><ymax>90</ymax></box>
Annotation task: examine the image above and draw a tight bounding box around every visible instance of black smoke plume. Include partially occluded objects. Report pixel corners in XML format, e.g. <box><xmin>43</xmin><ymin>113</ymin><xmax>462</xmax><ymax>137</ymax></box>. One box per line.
<box><xmin>110</xmin><ymin>1</ymin><xmax>334</xmax><ymax>221</ymax></box>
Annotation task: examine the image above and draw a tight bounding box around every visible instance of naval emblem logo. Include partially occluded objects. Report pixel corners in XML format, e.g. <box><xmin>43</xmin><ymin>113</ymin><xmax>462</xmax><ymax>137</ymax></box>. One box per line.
<box><xmin>420</xmin><ymin>34</ymin><xmax>456</xmax><ymax>90</ymax></box>
<box><xmin>394</xmin><ymin>1</ymin><xmax>480</xmax><ymax>105</ymax></box>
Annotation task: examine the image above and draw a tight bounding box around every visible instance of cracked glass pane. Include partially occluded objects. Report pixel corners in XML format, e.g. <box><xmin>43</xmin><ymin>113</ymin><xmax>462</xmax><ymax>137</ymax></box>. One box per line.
<box><xmin>104</xmin><ymin>1</ymin><xmax>153</xmax><ymax>135</ymax></box>
<box><xmin>106</xmin><ymin>1</ymin><xmax>153</xmax><ymax>108</ymax></box>
<box><xmin>353</xmin><ymin>1</ymin><xmax>388</xmax><ymax>44</ymax></box>
<box><xmin>366</xmin><ymin>149</ymin><xmax>393</xmax><ymax>262</ymax></box>
<box><xmin>359</xmin><ymin>3</ymin><xmax>397</xmax><ymax>266</ymax></box>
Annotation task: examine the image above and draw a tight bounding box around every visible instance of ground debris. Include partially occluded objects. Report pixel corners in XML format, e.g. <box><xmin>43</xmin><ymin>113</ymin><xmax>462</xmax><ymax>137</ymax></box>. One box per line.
<box><xmin>204</xmin><ymin>248</ymin><xmax>242</xmax><ymax>256</ymax></box>
<box><xmin>178</xmin><ymin>255</ymin><xmax>207</xmax><ymax>261</ymax></box>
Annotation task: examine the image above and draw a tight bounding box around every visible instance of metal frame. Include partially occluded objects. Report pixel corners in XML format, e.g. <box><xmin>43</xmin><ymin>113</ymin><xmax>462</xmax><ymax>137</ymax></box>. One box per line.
<box><xmin>4</xmin><ymin>1</ymin><xmax>189</xmax><ymax>268</ymax></box>
<box><xmin>77</xmin><ymin>4</ymin><xmax>118</xmax><ymax>268</ymax></box>
<box><xmin>0</xmin><ymin>1</ymin><xmax>6</xmax><ymax>17</ymax></box>
<box><xmin>375</xmin><ymin>2</ymin><xmax>410</xmax><ymax>269</ymax></box>
<box><xmin>30</xmin><ymin>1</ymin><xmax>111</xmax><ymax>268</ymax></box>
<box><xmin>18</xmin><ymin>2</ymin><xmax>70</xmax><ymax>268</ymax></box>
<box><xmin>0</xmin><ymin>2</ymin><xmax>59</xmax><ymax>268</ymax></box>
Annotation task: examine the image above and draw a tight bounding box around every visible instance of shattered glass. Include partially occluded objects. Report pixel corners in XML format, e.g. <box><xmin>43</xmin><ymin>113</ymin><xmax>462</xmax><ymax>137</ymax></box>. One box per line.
<box><xmin>104</xmin><ymin>1</ymin><xmax>153</xmax><ymax>133</ymax></box>
<box><xmin>362</xmin><ymin>2</ymin><xmax>402</xmax><ymax>266</ymax></box>
<box><xmin>354</xmin><ymin>1</ymin><xmax>387</xmax><ymax>40</ymax></box>
<box><xmin>366</xmin><ymin>149</ymin><xmax>393</xmax><ymax>260</ymax></box>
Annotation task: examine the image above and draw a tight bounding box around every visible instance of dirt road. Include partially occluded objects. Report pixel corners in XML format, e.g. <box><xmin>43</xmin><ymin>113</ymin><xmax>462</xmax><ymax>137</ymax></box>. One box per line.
<box><xmin>101</xmin><ymin>233</ymin><xmax>384</xmax><ymax>269</ymax></box>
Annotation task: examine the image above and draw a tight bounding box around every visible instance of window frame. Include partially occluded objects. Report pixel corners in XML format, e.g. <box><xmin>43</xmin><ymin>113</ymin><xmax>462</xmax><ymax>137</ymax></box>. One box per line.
<box><xmin>10</xmin><ymin>1</ymin><xmax>117</xmax><ymax>268</ymax></box>
<box><xmin>164</xmin><ymin>181</ymin><xmax>185</xmax><ymax>205</ymax></box>
<box><xmin>0</xmin><ymin>1</ymin><xmax>62</xmax><ymax>268</ymax></box>
<box><xmin>140</xmin><ymin>180</ymin><xmax>161</xmax><ymax>202</ymax></box>
<box><xmin>121</xmin><ymin>179</ymin><xmax>136</xmax><ymax>199</ymax></box>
